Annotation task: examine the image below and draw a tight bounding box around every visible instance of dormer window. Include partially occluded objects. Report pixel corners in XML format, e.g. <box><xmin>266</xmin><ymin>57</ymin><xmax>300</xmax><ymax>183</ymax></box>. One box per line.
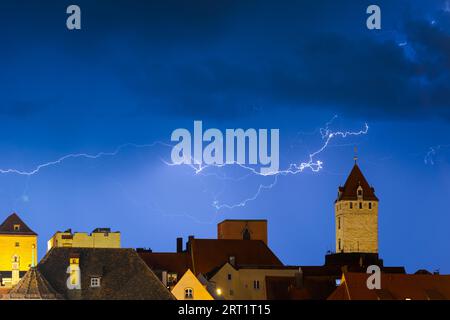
<box><xmin>357</xmin><ymin>186</ymin><xmax>363</xmax><ymax>199</ymax></box>
<box><xmin>184</xmin><ymin>288</ymin><xmax>193</xmax><ymax>299</ymax></box>
<box><xmin>13</xmin><ymin>224</ymin><xmax>20</xmax><ymax>231</ymax></box>
<box><xmin>90</xmin><ymin>277</ymin><xmax>101</xmax><ymax>288</ymax></box>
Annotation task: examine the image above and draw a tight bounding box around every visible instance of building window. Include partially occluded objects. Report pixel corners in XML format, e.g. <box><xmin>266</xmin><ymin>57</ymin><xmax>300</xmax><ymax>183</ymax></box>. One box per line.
<box><xmin>243</xmin><ymin>228</ymin><xmax>251</xmax><ymax>240</ymax></box>
<box><xmin>13</xmin><ymin>224</ymin><xmax>20</xmax><ymax>231</ymax></box>
<box><xmin>253</xmin><ymin>280</ymin><xmax>260</xmax><ymax>290</ymax></box>
<box><xmin>167</xmin><ymin>273</ymin><xmax>178</xmax><ymax>286</ymax></box>
<box><xmin>359</xmin><ymin>202</ymin><xmax>363</xmax><ymax>209</ymax></box>
<box><xmin>357</xmin><ymin>189</ymin><xmax>362</xmax><ymax>196</ymax></box>
<box><xmin>338</xmin><ymin>217</ymin><xmax>341</xmax><ymax>230</ymax></box>
<box><xmin>229</xmin><ymin>289</ymin><xmax>234</xmax><ymax>296</ymax></box>
<box><xmin>338</xmin><ymin>239</ymin><xmax>341</xmax><ymax>251</ymax></box>
<box><xmin>90</xmin><ymin>277</ymin><xmax>101</xmax><ymax>288</ymax></box>
<box><xmin>184</xmin><ymin>288</ymin><xmax>193</xmax><ymax>299</ymax></box>
<box><xmin>349</xmin><ymin>202</ymin><xmax>353</xmax><ymax>209</ymax></box>
<box><xmin>369</xmin><ymin>202</ymin><xmax>372</xmax><ymax>209</ymax></box>
<box><xmin>227</xmin><ymin>273</ymin><xmax>232</xmax><ymax>280</ymax></box>
<box><xmin>15</xmin><ymin>242</ymin><xmax>20</xmax><ymax>247</ymax></box>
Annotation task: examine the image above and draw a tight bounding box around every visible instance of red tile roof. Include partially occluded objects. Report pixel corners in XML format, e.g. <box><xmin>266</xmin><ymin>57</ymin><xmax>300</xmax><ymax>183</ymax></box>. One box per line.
<box><xmin>190</xmin><ymin>239</ymin><xmax>283</xmax><ymax>275</ymax></box>
<box><xmin>138</xmin><ymin>252</ymin><xmax>192</xmax><ymax>277</ymax></box>
<box><xmin>139</xmin><ymin>238</ymin><xmax>283</xmax><ymax>277</ymax></box>
<box><xmin>337</xmin><ymin>164</ymin><xmax>378</xmax><ymax>202</ymax></box>
<box><xmin>0</xmin><ymin>213</ymin><xmax>37</xmax><ymax>235</ymax></box>
<box><xmin>328</xmin><ymin>272</ymin><xmax>450</xmax><ymax>300</ymax></box>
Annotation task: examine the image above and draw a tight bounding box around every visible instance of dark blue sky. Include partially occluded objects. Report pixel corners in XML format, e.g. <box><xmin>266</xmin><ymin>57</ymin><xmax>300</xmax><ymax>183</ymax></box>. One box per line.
<box><xmin>0</xmin><ymin>1</ymin><xmax>449</xmax><ymax>273</ymax></box>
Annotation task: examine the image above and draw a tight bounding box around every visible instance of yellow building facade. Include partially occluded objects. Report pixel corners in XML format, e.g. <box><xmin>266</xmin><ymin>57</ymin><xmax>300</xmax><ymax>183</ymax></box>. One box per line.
<box><xmin>335</xmin><ymin>162</ymin><xmax>379</xmax><ymax>253</ymax></box>
<box><xmin>171</xmin><ymin>269</ymin><xmax>214</xmax><ymax>300</ymax></box>
<box><xmin>209</xmin><ymin>263</ymin><xmax>300</xmax><ymax>300</ymax></box>
<box><xmin>47</xmin><ymin>228</ymin><xmax>121</xmax><ymax>251</ymax></box>
<box><xmin>0</xmin><ymin>213</ymin><xmax>37</xmax><ymax>287</ymax></box>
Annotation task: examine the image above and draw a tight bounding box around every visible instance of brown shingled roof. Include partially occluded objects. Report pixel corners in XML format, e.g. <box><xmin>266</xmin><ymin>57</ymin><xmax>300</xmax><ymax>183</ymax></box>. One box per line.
<box><xmin>337</xmin><ymin>164</ymin><xmax>378</xmax><ymax>202</ymax></box>
<box><xmin>38</xmin><ymin>248</ymin><xmax>174</xmax><ymax>300</ymax></box>
<box><xmin>190</xmin><ymin>239</ymin><xmax>283</xmax><ymax>275</ymax></box>
<box><xmin>328</xmin><ymin>272</ymin><xmax>450</xmax><ymax>300</ymax></box>
<box><xmin>138</xmin><ymin>252</ymin><xmax>192</xmax><ymax>277</ymax></box>
<box><xmin>140</xmin><ymin>238</ymin><xmax>283</xmax><ymax>279</ymax></box>
<box><xmin>0</xmin><ymin>213</ymin><xmax>37</xmax><ymax>235</ymax></box>
<box><xmin>5</xmin><ymin>267</ymin><xmax>63</xmax><ymax>300</ymax></box>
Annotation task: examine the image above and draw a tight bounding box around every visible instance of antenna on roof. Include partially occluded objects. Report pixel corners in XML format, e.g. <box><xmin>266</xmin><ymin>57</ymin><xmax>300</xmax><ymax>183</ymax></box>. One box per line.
<box><xmin>353</xmin><ymin>146</ymin><xmax>358</xmax><ymax>164</ymax></box>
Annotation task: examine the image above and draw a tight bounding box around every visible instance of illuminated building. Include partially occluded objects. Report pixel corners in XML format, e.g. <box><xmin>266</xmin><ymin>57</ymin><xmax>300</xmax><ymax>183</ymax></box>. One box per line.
<box><xmin>335</xmin><ymin>161</ymin><xmax>379</xmax><ymax>253</ymax></box>
<box><xmin>47</xmin><ymin>228</ymin><xmax>121</xmax><ymax>251</ymax></box>
<box><xmin>171</xmin><ymin>269</ymin><xmax>213</xmax><ymax>300</ymax></box>
<box><xmin>0</xmin><ymin>213</ymin><xmax>37</xmax><ymax>287</ymax></box>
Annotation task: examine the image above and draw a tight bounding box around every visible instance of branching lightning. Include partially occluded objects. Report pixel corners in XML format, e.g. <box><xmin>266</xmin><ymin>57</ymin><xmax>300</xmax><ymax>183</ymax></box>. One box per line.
<box><xmin>0</xmin><ymin>142</ymin><xmax>171</xmax><ymax>176</ymax></box>
<box><xmin>164</xmin><ymin>116</ymin><xmax>369</xmax><ymax>210</ymax></box>
<box><xmin>424</xmin><ymin>144</ymin><xmax>450</xmax><ymax>165</ymax></box>
<box><xmin>0</xmin><ymin>117</ymin><xmax>369</xmax><ymax>221</ymax></box>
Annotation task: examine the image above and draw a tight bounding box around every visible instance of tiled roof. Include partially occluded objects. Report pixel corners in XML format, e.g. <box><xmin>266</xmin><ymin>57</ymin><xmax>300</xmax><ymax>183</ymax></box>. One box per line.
<box><xmin>140</xmin><ymin>238</ymin><xmax>283</xmax><ymax>278</ymax></box>
<box><xmin>337</xmin><ymin>164</ymin><xmax>378</xmax><ymax>202</ymax></box>
<box><xmin>328</xmin><ymin>272</ymin><xmax>450</xmax><ymax>300</ymax></box>
<box><xmin>138</xmin><ymin>252</ymin><xmax>192</xmax><ymax>277</ymax></box>
<box><xmin>5</xmin><ymin>267</ymin><xmax>63</xmax><ymax>300</ymax></box>
<box><xmin>0</xmin><ymin>213</ymin><xmax>37</xmax><ymax>235</ymax></box>
<box><xmin>189</xmin><ymin>239</ymin><xmax>283</xmax><ymax>275</ymax></box>
<box><xmin>38</xmin><ymin>248</ymin><xmax>175</xmax><ymax>300</ymax></box>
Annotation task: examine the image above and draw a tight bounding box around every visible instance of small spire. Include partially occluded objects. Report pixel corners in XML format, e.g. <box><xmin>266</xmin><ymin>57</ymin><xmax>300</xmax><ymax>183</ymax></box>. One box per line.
<box><xmin>353</xmin><ymin>146</ymin><xmax>358</xmax><ymax>164</ymax></box>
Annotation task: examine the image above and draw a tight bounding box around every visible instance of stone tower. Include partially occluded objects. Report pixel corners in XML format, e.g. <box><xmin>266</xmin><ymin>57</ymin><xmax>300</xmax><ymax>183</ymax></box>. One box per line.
<box><xmin>335</xmin><ymin>161</ymin><xmax>379</xmax><ymax>253</ymax></box>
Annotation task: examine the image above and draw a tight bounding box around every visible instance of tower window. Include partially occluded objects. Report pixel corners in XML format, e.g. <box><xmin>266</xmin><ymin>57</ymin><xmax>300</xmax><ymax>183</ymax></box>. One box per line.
<box><xmin>349</xmin><ymin>202</ymin><xmax>353</xmax><ymax>209</ymax></box>
<box><xmin>338</xmin><ymin>239</ymin><xmax>341</xmax><ymax>251</ymax></box>
<box><xmin>227</xmin><ymin>273</ymin><xmax>232</xmax><ymax>280</ymax></box>
<box><xmin>369</xmin><ymin>202</ymin><xmax>372</xmax><ymax>209</ymax></box>
<box><xmin>357</xmin><ymin>190</ymin><xmax>362</xmax><ymax>196</ymax></box>
<box><xmin>359</xmin><ymin>202</ymin><xmax>363</xmax><ymax>209</ymax></box>
<box><xmin>13</xmin><ymin>224</ymin><xmax>20</xmax><ymax>231</ymax></box>
<box><xmin>338</xmin><ymin>217</ymin><xmax>341</xmax><ymax>230</ymax></box>
<box><xmin>242</xmin><ymin>228</ymin><xmax>251</xmax><ymax>240</ymax></box>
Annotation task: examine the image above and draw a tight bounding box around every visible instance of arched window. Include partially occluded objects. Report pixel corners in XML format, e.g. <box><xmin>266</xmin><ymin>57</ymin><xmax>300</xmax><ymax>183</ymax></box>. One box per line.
<box><xmin>357</xmin><ymin>186</ymin><xmax>363</xmax><ymax>199</ymax></box>
<box><xmin>243</xmin><ymin>228</ymin><xmax>251</xmax><ymax>240</ymax></box>
<box><xmin>184</xmin><ymin>288</ymin><xmax>193</xmax><ymax>299</ymax></box>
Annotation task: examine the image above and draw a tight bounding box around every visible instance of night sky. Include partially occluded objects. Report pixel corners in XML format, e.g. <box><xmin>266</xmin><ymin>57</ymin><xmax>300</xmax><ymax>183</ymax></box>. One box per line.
<box><xmin>0</xmin><ymin>1</ymin><xmax>449</xmax><ymax>273</ymax></box>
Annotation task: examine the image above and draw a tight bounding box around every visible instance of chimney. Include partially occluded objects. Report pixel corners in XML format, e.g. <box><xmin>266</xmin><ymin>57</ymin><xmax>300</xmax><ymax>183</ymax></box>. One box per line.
<box><xmin>176</xmin><ymin>237</ymin><xmax>183</xmax><ymax>253</ymax></box>
<box><xmin>295</xmin><ymin>267</ymin><xmax>304</xmax><ymax>288</ymax></box>
<box><xmin>187</xmin><ymin>235</ymin><xmax>194</xmax><ymax>253</ymax></box>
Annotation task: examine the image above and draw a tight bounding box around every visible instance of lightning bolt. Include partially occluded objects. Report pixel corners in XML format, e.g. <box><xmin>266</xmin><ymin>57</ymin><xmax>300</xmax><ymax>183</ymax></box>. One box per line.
<box><xmin>165</xmin><ymin>116</ymin><xmax>369</xmax><ymax>211</ymax></box>
<box><xmin>424</xmin><ymin>144</ymin><xmax>450</xmax><ymax>165</ymax></box>
<box><xmin>0</xmin><ymin>142</ymin><xmax>172</xmax><ymax>176</ymax></box>
<box><xmin>0</xmin><ymin>117</ymin><xmax>369</xmax><ymax>222</ymax></box>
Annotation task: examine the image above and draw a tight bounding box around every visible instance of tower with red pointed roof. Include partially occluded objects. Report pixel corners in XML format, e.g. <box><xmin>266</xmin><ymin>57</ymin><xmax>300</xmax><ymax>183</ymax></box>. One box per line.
<box><xmin>335</xmin><ymin>158</ymin><xmax>379</xmax><ymax>254</ymax></box>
